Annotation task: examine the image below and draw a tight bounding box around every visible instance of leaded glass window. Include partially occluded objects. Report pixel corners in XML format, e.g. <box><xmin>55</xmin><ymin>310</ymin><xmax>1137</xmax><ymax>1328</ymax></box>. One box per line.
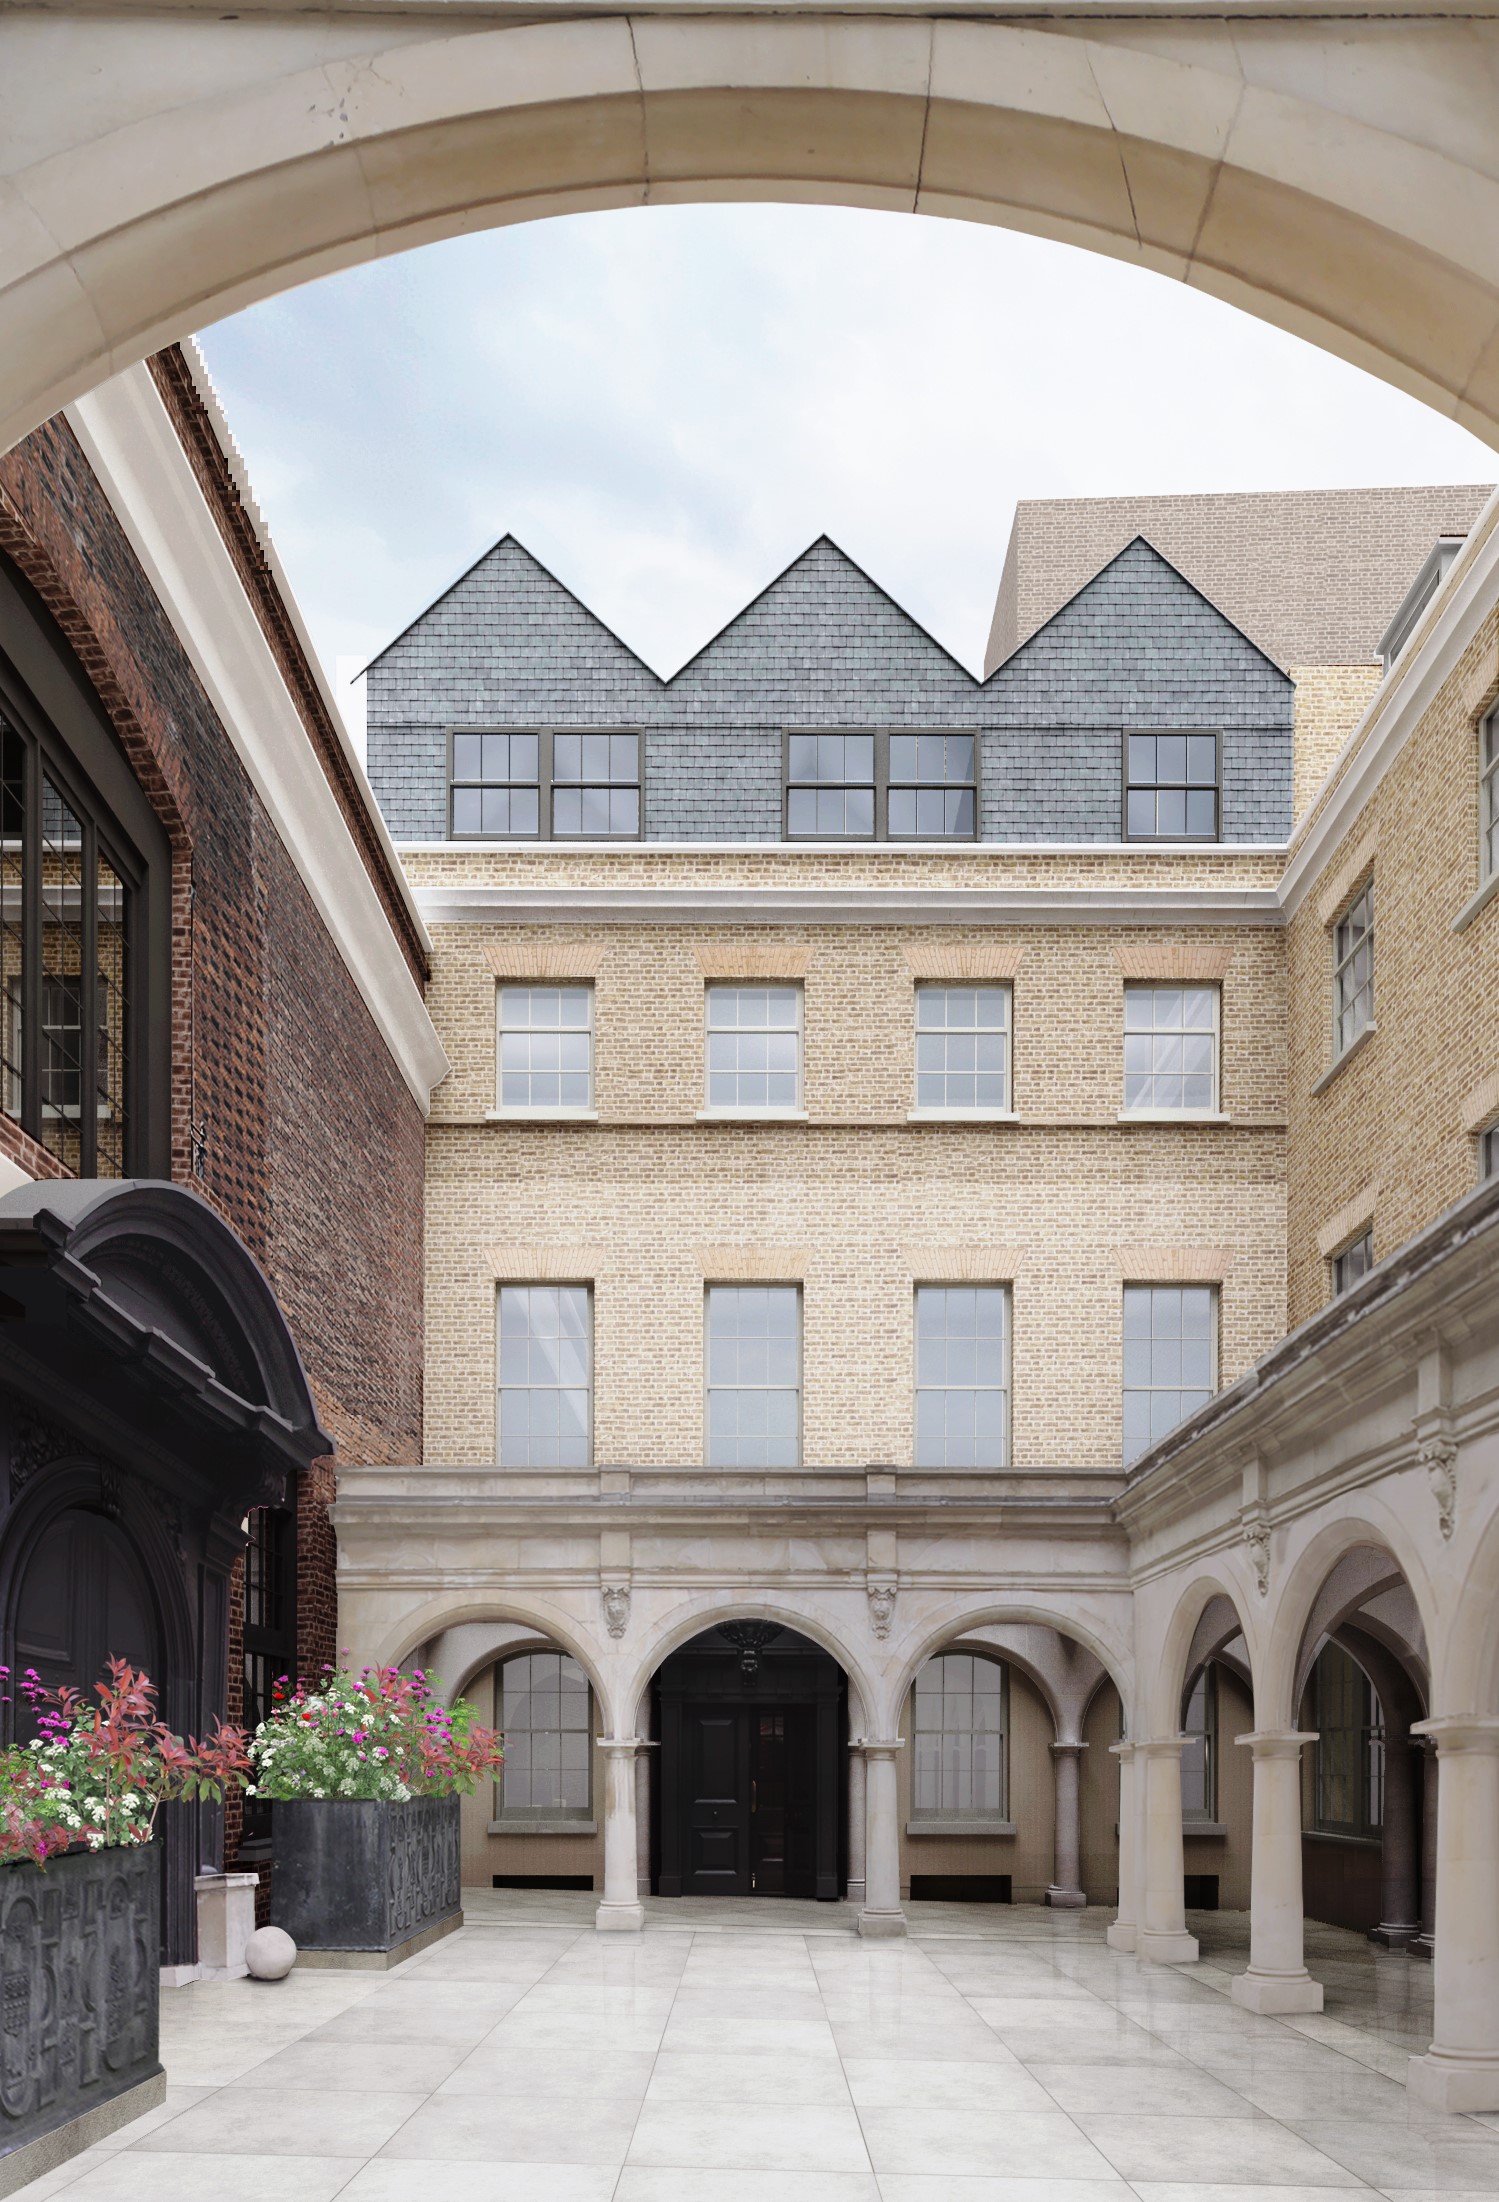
<box><xmin>1123</xmin><ymin>986</ymin><xmax>1218</xmax><ymax>1113</ymax></box>
<box><xmin>1122</xmin><ymin>1285</ymin><xmax>1216</xmax><ymax>1464</ymax></box>
<box><xmin>0</xmin><ymin>704</ymin><xmax>136</xmax><ymax>1176</ymax></box>
<box><xmin>1334</xmin><ymin>882</ymin><xmax>1374</xmax><ymax>1057</ymax></box>
<box><xmin>497</xmin><ymin>1285</ymin><xmax>591</xmax><ymax>1466</ymax></box>
<box><xmin>1180</xmin><ymin>1665</ymin><xmax>1217</xmax><ymax>1821</ymax></box>
<box><xmin>497</xmin><ymin>985</ymin><xmax>592</xmax><ymax>1110</ymax></box>
<box><xmin>1312</xmin><ymin>1642</ymin><xmax>1383</xmax><ymax>1838</ymax></box>
<box><xmin>912</xmin><ymin>1654</ymin><xmax>1006</xmax><ymax>1819</ymax></box>
<box><xmin>706</xmin><ymin>1285</ymin><xmax>800</xmax><ymax>1467</ymax></box>
<box><xmin>914</xmin><ymin>986</ymin><xmax>1010</xmax><ymax>1112</ymax></box>
<box><xmin>705</xmin><ymin>985</ymin><xmax>800</xmax><ymax>1109</ymax></box>
<box><xmin>498</xmin><ymin>1651</ymin><xmax>591</xmax><ymax>1818</ymax></box>
<box><xmin>914</xmin><ymin>1286</ymin><xmax>1009</xmax><ymax>1468</ymax></box>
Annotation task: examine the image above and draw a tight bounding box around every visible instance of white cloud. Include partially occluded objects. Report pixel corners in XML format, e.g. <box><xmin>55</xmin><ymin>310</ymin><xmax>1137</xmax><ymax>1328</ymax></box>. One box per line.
<box><xmin>197</xmin><ymin>204</ymin><xmax>1494</xmax><ymax>682</ymax></box>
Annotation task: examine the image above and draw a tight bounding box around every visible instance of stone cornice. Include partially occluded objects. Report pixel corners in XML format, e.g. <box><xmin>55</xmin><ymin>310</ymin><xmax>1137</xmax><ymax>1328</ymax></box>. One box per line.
<box><xmin>415</xmin><ymin>882</ymin><xmax>1284</xmax><ymax>928</ymax></box>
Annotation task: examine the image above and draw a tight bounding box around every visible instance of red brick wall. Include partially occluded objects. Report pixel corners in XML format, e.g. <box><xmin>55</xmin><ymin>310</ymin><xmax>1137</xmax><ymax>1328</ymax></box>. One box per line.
<box><xmin>0</xmin><ymin>407</ymin><xmax>426</xmax><ymax>1862</ymax></box>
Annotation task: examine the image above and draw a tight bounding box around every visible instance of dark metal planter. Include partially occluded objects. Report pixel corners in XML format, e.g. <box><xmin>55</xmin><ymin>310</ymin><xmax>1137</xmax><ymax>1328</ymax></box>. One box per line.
<box><xmin>0</xmin><ymin>1844</ymin><xmax>165</xmax><ymax>2198</ymax></box>
<box><xmin>270</xmin><ymin>1795</ymin><xmax>462</xmax><ymax>1967</ymax></box>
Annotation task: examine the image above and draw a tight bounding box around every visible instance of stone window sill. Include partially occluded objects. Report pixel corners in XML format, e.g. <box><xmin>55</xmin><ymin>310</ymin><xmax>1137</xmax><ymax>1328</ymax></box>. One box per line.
<box><xmin>1303</xmin><ymin>1826</ymin><xmax>1380</xmax><ymax>1850</ymax></box>
<box><xmin>1117</xmin><ymin>1110</ymin><xmax>1229</xmax><ymax>1125</ymax></box>
<box><xmin>695</xmin><ymin>1108</ymin><xmax>809</xmax><ymax>1123</ymax></box>
<box><xmin>1183</xmin><ymin>1821</ymin><xmax>1229</xmax><ymax>1839</ymax></box>
<box><xmin>487</xmin><ymin>1818</ymin><xmax>598</xmax><ymax>1837</ymax></box>
<box><xmin>905</xmin><ymin>1818</ymin><xmax>1016</xmax><ymax>1837</ymax></box>
<box><xmin>1453</xmin><ymin>869</ymin><xmax>1499</xmax><ymax>933</ymax></box>
<box><xmin>1311</xmin><ymin>1021</ymin><xmax>1378</xmax><ymax>1096</ymax></box>
<box><xmin>906</xmin><ymin>1109</ymin><xmax>1019</xmax><ymax>1124</ymax></box>
<box><xmin>484</xmin><ymin>1108</ymin><xmax>599</xmax><ymax>1123</ymax></box>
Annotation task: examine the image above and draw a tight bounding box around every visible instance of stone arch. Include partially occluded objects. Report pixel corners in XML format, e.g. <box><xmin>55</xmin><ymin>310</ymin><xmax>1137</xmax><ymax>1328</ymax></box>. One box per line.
<box><xmin>1154</xmin><ymin>1572</ymin><xmax>1259</xmax><ymax>1739</ymax></box>
<box><xmin>1443</xmin><ymin>1498</ymin><xmax>1499</xmax><ymax>1719</ymax></box>
<box><xmin>371</xmin><ymin>1593</ymin><xmax>617</xmax><ymax>1730</ymax></box>
<box><xmin>7</xmin><ymin>15</ymin><xmax>1499</xmax><ymax>452</ymax></box>
<box><xmin>888</xmin><ymin>1599</ymin><xmax>1131</xmax><ymax>1741</ymax></box>
<box><xmin>623</xmin><ymin>1596</ymin><xmax>877</xmax><ymax>1737</ymax></box>
<box><xmin>1261</xmin><ymin>1510</ymin><xmax>1438</xmax><ymax>1732</ymax></box>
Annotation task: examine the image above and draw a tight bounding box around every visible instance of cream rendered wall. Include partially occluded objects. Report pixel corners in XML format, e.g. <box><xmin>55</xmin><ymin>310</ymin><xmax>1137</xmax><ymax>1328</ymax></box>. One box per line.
<box><xmin>1080</xmin><ymin>1682</ymin><xmax>1122</xmax><ymax>1905</ymax></box>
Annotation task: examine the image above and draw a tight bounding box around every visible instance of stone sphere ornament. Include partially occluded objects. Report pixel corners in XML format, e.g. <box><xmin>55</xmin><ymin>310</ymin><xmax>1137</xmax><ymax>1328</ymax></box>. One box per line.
<box><xmin>244</xmin><ymin>1925</ymin><xmax>297</xmax><ymax>1981</ymax></box>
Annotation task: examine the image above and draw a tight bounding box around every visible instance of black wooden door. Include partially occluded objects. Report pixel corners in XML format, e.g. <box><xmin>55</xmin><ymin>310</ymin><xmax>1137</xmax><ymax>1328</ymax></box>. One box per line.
<box><xmin>782</xmin><ymin>1704</ymin><xmax>819</xmax><ymax>1899</ymax></box>
<box><xmin>13</xmin><ymin>1508</ymin><xmax>158</xmax><ymax>1729</ymax></box>
<box><xmin>684</xmin><ymin>1704</ymin><xmax>750</xmax><ymax>1895</ymax></box>
<box><xmin>751</xmin><ymin>1711</ymin><xmax>787</xmax><ymax>1894</ymax></box>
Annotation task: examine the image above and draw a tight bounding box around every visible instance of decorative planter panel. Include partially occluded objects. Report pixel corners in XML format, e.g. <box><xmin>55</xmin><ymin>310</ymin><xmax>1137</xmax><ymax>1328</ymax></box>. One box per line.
<box><xmin>0</xmin><ymin>1845</ymin><xmax>162</xmax><ymax>2180</ymax></box>
<box><xmin>271</xmin><ymin>1796</ymin><xmax>461</xmax><ymax>1960</ymax></box>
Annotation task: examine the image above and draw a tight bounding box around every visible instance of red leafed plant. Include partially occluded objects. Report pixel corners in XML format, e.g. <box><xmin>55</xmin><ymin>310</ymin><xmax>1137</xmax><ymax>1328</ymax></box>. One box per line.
<box><xmin>0</xmin><ymin>1658</ymin><xmax>251</xmax><ymax>1867</ymax></box>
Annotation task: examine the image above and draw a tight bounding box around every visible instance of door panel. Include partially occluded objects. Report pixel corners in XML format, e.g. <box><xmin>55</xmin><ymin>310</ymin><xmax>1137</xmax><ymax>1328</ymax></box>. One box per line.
<box><xmin>751</xmin><ymin>1713</ymin><xmax>787</xmax><ymax>1895</ymax></box>
<box><xmin>14</xmin><ymin>1510</ymin><xmax>157</xmax><ymax>1731</ymax></box>
<box><xmin>684</xmin><ymin>1708</ymin><xmax>749</xmax><ymax>1895</ymax></box>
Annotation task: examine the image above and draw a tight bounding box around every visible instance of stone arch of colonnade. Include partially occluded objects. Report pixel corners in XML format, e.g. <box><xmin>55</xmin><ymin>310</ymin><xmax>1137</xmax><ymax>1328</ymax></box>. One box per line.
<box><xmin>622</xmin><ymin>1596</ymin><xmax>877</xmax><ymax>1739</ymax></box>
<box><xmin>371</xmin><ymin>1593</ymin><xmax>619</xmax><ymax>1729</ymax></box>
<box><xmin>7</xmin><ymin>12</ymin><xmax>1499</xmax><ymax>454</ymax></box>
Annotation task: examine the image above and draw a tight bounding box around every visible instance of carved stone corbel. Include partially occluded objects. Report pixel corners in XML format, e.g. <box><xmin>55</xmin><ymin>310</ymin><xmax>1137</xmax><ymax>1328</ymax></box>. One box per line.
<box><xmin>1242</xmin><ymin>1515</ymin><xmax>1271</xmax><ymax>1597</ymax></box>
<box><xmin>602</xmin><ymin>1584</ymin><xmax>631</xmax><ymax>1638</ymax></box>
<box><xmin>867</xmin><ymin>1583</ymin><xmax>897</xmax><ymax>1640</ymax></box>
<box><xmin>1418</xmin><ymin>1436</ymin><xmax>1458</xmax><ymax>1541</ymax></box>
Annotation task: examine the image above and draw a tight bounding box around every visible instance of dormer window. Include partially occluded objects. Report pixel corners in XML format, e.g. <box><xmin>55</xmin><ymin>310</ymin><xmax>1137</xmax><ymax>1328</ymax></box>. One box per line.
<box><xmin>784</xmin><ymin>731</ymin><xmax>977</xmax><ymax>840</ymax></box>
<box><xmin>1124</xmin><ymin>732</ymin><xmax>1219</xmax><ymax>841</ymax></box>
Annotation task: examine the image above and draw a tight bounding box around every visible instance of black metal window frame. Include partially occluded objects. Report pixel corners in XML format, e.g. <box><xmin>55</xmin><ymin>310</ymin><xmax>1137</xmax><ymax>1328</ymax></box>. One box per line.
<box><xmin>1331</xmin><ymin>1225</ymin><xmax>1374</xmax><ymax>1297</ymax></box>
<box><xmin>1180</xmin><ymin>1662</ymin><xmax>1218</xmax><ymax>1822</ymax></box>
<box><xmin>0</xmin><ymin>560</ymin><xmax>170</xmax><ymax>1177</ymax></box>
<box><xmin>1121</xmin><ymin>729</ymin><xmax>1222</xmax><ymax>842</ymax></box>
<box><xmin>783</xmin><ymin>729</ymin><xmax>979</xmax><ymax>842</ymax></box>
<box><xmin>448</xmin><ymin>727</ymin><xmax>643</xmax><ymax>842</ymax></box>
<box><xmin>240</xmin><ymin>1503</ymin><xmax>298</xmax><ymax>1849</ymax></box>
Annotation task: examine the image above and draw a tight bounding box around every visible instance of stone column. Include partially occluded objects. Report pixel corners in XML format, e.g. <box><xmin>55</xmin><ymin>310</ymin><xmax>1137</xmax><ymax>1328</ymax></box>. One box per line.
<box><xmin>858</xmin><ymin>1740</ymin><xmax>906</xmax><ymax>1939</ymax></box>
<box><xmin>1046</xmin><ymin>1741</ymin><xmax>1088</xmax><ymax>1909</ymax></box>
<box><xmin>1408</xmin><ymin>1717</ymin><xmax>1499</xmax><ymax>2112</ymax></box>
<box><xmin>635</xmin><ymin>1742</ymin><xmax>652</xmax><ymax>1899</ymax></box>
<box><xmin>1370</xmin><ymin>1723</ymin><xmax>1420</xmax><ymax>1949</ymax></box>
<box><xmin>1231</xmin><ymin>1731</ymin><xmax>1323</xmax><ymax>2014</ymax></box>
<box><xmin>1411</xmin><ymin>1735</ymin><xmax>1438</xmax><ymax>1961</ymax></box>
<box><xmin>847</xmin><ymin>1742</ymin><xmax>867</xmax><ymax>1906</ymax></box>
<box><xmin>1136</xmin><ymin>1738</ymin><xmax>1199</xmax><ymax>1964</ymax></box>
<box><xmin>596</xmin><ymin>1737</ymin><xmax>645</xmax><ymax>1933</ymax></box>
<box><xmin>1106</xmin><ymin>1741</ymin><xmax>1137</xmax><ymax>1951</ymax></box>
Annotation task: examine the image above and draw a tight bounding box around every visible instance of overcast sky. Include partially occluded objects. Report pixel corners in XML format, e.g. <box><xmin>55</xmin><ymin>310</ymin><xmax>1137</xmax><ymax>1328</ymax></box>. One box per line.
<box><xmin>196</xmin><ymin>203</ymin><xmax>1495</xmax><ymax>734</ymax></box>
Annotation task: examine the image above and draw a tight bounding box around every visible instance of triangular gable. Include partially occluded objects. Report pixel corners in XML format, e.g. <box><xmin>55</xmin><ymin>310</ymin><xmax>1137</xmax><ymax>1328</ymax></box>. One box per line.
<box><xmin>363</xmin><ymin>533</ymin><xmax>661</xmax><ymax>682</ymax></box>
<box><xmin>983</xmin><ymin>535</ymin><xmax>1293</xmax><ymax>687</ymax></box>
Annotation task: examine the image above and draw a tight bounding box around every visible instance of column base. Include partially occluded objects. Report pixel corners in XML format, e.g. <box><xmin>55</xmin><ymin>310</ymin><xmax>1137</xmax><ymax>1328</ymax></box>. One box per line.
<box><xmin>1408</xmin><ymin>2048</ymin><xmax>1499</xmax><ymax>2113</ymax></box>
<box><xmin>1408</xmin><ymin>1934</ymin><xmax>1434</xmax><ymax>1964</ymax></box>
<box><xmin>1105</xmin><ymin>1920</ymin><xmax>1137</xmax><ymax>1951</ymax></box>
<box><xmin>595</xmin><ymin>1900</ymin><xmax>645</xmax><ymax>1934</ymax></box>
<box><xmin>1369</xmin><ymin>1922</ymin><xmax>1420</xmax><ymax>1950</ymax></box>
<box><xmin>857</xmin><ymin>1906</ymin><xmax>907</xmax><ymax>1939</ymax></box>
<box><xmin>1231</xmin><ymin>1969</ymin><xmax>1324</xmax><ymax>2015</ymax></box>
<box><xmin>1046</xmin><ymin>1886</ymin><xmax>1087</xmax><ymax>1910</ymax></box>
<box><xmin>846</xmin><ymin>1878</ymin><xmax>866</xmax><ymax>1905</ymax></box>
<box><xmin>1137</xmin><ymin>1928</ymin><xmax>1199</xmax><ymax>1964</ymax></box>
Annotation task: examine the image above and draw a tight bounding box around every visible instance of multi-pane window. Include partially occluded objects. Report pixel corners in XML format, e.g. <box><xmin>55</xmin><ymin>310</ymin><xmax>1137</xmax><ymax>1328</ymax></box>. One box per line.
<box><xmin>1122</xmin><ymin>1285</ymin><xmax>1216</xmax><ymax>1464</ymax></box>
<box><xmin>785</xmin><ymin>731</ymin><xmax>977</xmax><ymax>840</ymax></box>
<box><xmin>705</xmin><ymin>985</ymin><xmax>800</xmax><ymax>1109</ymax></box>
<box><xmin>1482</xmin><ymin>710</ymin><xmax>1498</xmax><ymax>884</ymax></box>
<box><xmin>888</xmin><ymin>734</ymin><xmax>977</xmax><ymax>838</ymax></box>
<box><xmin>912</xmin><ymin>1654</ymin><xmax>1006</xmax><ymax>1820</ymax></box>
<box><xmin>497</xmin><ymin>986</ymin><xmax>592</xmax><ymax>1110</ymax></box>
<box><xmin>1332</xmin><ymin>1228</ymin><xmax>1373</xmax><ymax>1296</ymax></box>
<box><xmin>786</xmin><ymin>734</ymin><xmax>874</xmax><ymax>838</ymax></box>
<box><xmin>1312</xmin><ymin>1642</ymin><xmax>1383</xmax><ymax>1838</ymax></box>
<box><xmin>1124</xmin><ymin>732</ymin><xmax>1220</xmax><ymax>840</ymax></box>
<box><xmin>0</xmin><ymin>705</ymin><xmax>134</xmax><ymax>1176</ymax></box>
<box><xmin>497</xmin><ymin>1285</ymin><xmax>591</xmax><ymax>1467</ymax></box>
<box><xmin>451</xmin><ymin>730</ymin><xmax>640</xmax><ymax>839</ymax></box>
<box><xmin>914</xmin><ymin>1286</ymin><xmax>1009</xmax><ymax>1468</ymax></box>
<box><xmin>1484</xmin><ymin>1124</ymin><xmax>1498</xmax><ymax>1181</ymax></box>
<box><xmin>706</xmin><ymin>1285</ymin><xmax>800</xmax><ymax>1467</ymax></box>
<box><xmin>1180</xmin><ymin>1666</ymin><xmax>1217</xmax><ymax>1822</ymax></box>
<box><xmin>498</xmin><ymin>1652</ymin><xmax>591</xmax><ymax>1819</ymax></box>
<box><xmin>1123</xmin><ymin>732</ymin><xmax>1219</xmax><ymax>841</ymax></box>
<box><xmin>914</xmin><ymin>986</ymin><xmax>1010</xmax><ymax>1112</ymax></box>
<box><xmin>241</xmin><ymin>1506</ymin><xmax>296</xmax><ymax>1846</ymax></box>
<box><xmin>1123</xmin><ymin>986</ymin><xmax>1218</xmax><ymax>1112</ymax></box>
<box><xmin>1333</xmin><ymin>882</ymin><xmax>1374</xmax><ymax>1057</ymax></box>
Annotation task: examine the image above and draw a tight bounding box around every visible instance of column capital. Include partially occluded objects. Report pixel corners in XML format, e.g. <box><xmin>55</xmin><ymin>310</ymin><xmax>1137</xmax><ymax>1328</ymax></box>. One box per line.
<box><xmin>1050</xmin><ymin>1739</ymin><xmax>1088</xmax><ymax>1758</ymax></box>
<box><xmin>1235</xmin><ymin>1730</ymin><xmax>1318</xmax><ymax>1759</ymax></box>
<box><xmin>1108</xmin><ymin>1739</ymin><xmax>1135</xmax><ymax>1763</ymax></box>
<box><xmin>597</xmin><ymin>1735</ymin><xmax>648</xmax><ymax>1758</ymax></box>
<box><xmin>1412</xmin><ymin>1715</ymin><xmax>1499</xmax><ymax>1754</ymax></box>
<box><xmin>1135</xmin><ymin>1735</ymin><xmax>1187</xmax><ymax>1761</ymax></box>
<box><xmin>862</xmin><ymin>1738</ymin><xmax>905</xmax><ymax>1760</ymax></box>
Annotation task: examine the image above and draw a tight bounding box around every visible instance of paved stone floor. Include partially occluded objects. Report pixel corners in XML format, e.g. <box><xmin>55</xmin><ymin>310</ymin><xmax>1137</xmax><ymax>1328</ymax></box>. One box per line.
<box><xmin>17</xmin><ymin>1894</ymin><xmax>1499</xmax><ymax>2202</ymax></box>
